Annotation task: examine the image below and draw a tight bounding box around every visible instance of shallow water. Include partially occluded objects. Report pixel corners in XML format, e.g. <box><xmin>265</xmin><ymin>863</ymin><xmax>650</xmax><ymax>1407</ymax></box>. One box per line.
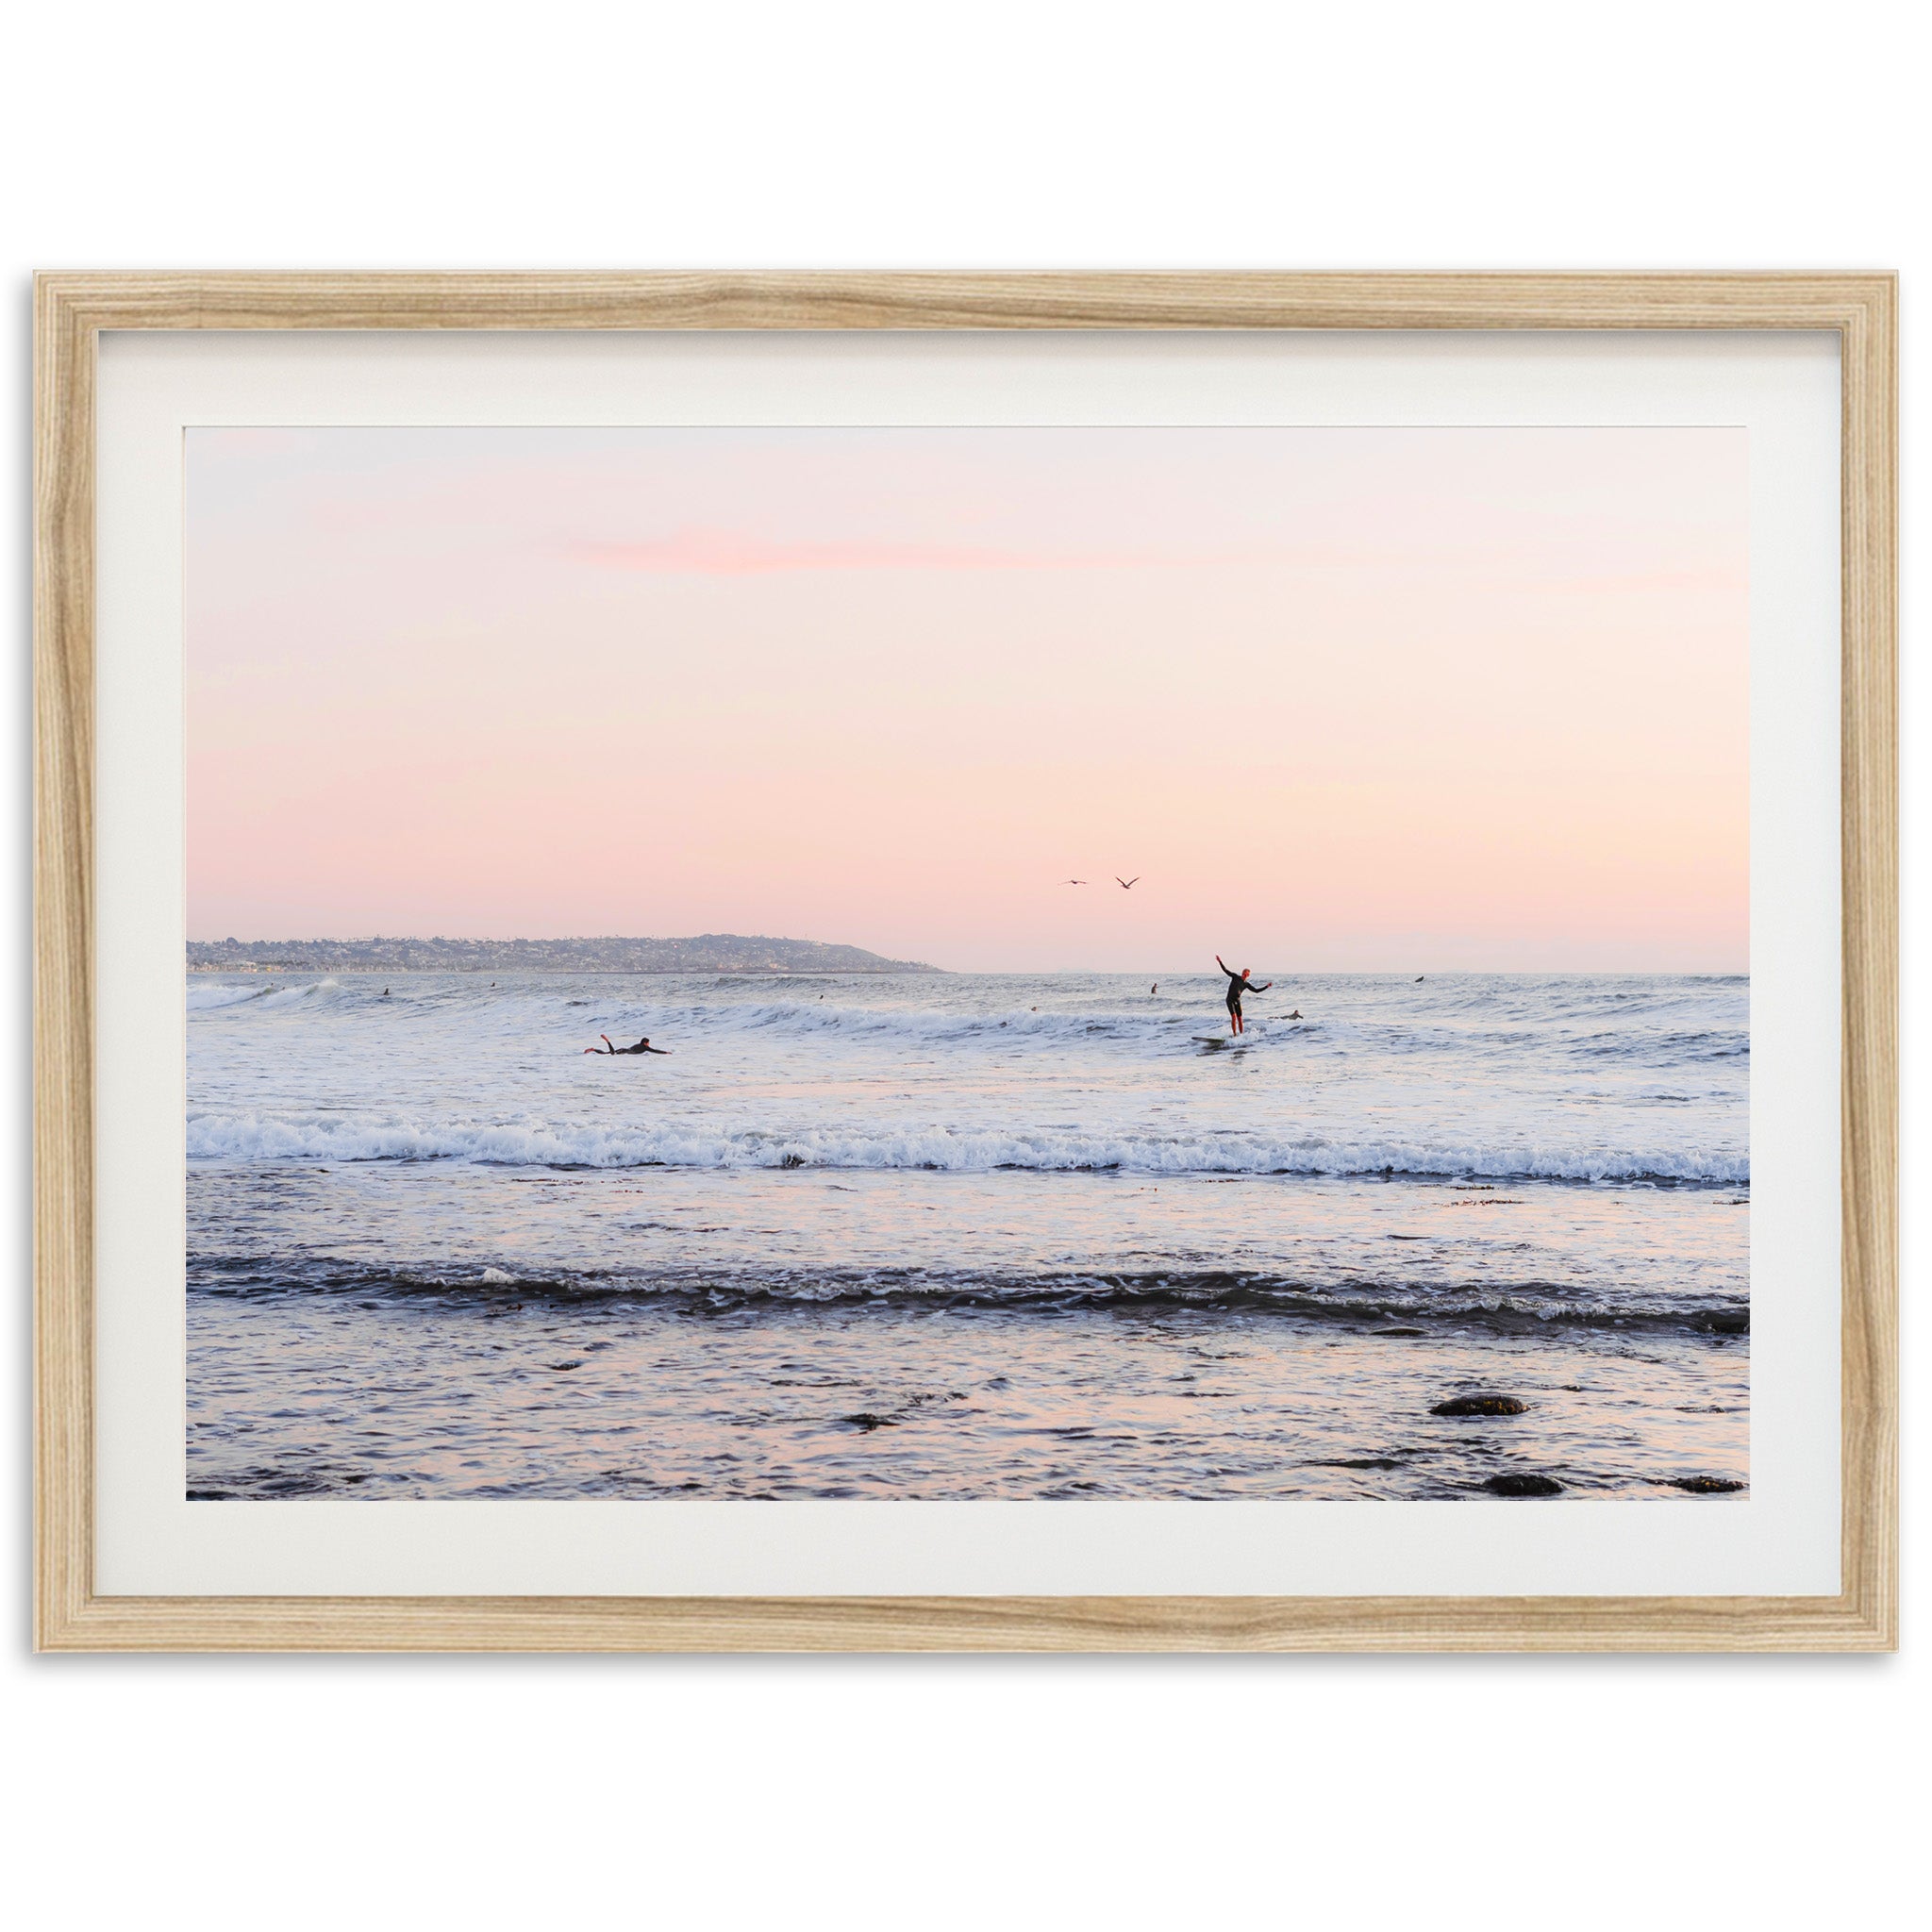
<box><xmin>186</xmin><ymin>970</ymin><xmax>1749</xmax><ymax>1499</ymax></box>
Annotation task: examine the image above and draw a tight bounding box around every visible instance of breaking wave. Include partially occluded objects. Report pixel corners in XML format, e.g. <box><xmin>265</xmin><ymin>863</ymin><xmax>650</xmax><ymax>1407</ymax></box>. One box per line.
<box><xmin>186</xmin><ymin>1108</ymin><xmax>1748</xmax><ymax>1184</ymax></box>
<box><xmin>186</xmin><ymin>977</ymin><xmax>346</xmax><ymax>1012</ymax></box>
<box><xmin>187</xmin><ymin>1252</ymin><xmax>1751</xmax><ymax>1336</ymax></box>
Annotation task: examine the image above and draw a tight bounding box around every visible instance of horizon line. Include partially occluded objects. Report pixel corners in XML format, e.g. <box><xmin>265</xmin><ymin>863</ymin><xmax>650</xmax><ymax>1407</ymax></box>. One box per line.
<box><xmin>186</xmin><ymin>958</ymin><xmax>1749</xmax><ymax>979</ymax></box>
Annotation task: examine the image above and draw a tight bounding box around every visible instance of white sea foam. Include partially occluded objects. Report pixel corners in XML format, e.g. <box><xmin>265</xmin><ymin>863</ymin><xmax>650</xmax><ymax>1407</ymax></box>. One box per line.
<box><xmin>185</xmin><ymin>974</ymin><xmax>1750</xmax><ymax>1184</ymax></box>
<box><xmin>185</xmin><ymin>1108</ymin><xmax>1747</xmax><ymax>1183</ymax></box>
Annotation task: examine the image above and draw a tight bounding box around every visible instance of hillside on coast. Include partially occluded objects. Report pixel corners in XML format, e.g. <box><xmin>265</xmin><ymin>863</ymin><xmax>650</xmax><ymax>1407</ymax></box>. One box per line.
<box><xmin>187</xmin><ymin>933</ymin><xmax>941</xmax><ymax>974</ymax></box>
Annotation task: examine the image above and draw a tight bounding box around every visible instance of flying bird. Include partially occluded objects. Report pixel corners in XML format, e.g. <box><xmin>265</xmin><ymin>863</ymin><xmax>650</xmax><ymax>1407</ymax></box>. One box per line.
<box><xmin>1116</xmin><ymin>876</ymin><xmax>1140</xmax><ymax>890</ymax></box>
<box><xmin>1059</xmin><ymin>878</ymin><xmax>1088</xmax><ymax>886</ymax></box>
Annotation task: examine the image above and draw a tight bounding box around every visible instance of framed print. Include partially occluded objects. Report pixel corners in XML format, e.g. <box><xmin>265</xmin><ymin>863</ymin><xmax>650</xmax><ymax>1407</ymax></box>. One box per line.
<box><xmin>34</xmin><ymin>274</ymin><xmax>1896</xmax><ymax>1650</ymax></box>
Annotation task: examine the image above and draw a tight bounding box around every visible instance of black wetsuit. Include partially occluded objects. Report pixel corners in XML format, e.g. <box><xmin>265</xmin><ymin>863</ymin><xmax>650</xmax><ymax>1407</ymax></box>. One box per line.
<box><xmin>1222</xmin><ymin>967</ymin><xmax>1258</xmax><ymax>1014</ymax></box>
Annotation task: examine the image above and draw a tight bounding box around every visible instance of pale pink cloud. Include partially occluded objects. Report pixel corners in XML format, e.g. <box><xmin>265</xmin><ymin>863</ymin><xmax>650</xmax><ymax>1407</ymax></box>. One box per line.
<box><xmin>569</xmin><ymin>530</ymin><xmax>1202</xmax><ymax>574</ymax></box>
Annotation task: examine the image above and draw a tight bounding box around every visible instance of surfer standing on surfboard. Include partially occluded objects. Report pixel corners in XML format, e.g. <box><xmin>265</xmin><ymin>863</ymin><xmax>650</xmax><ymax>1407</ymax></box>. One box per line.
<box><xmin>1215</xmin><ymin>956</ymin><xmax>1271</xmax><ymax>1036</ymax></box>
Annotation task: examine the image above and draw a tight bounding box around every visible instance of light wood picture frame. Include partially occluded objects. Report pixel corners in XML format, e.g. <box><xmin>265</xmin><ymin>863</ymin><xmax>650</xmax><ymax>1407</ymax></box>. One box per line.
<box><xmin>34</xmin><ymin>272</ymin><xmax>1897</xmax><ymax>1652</ymax></box>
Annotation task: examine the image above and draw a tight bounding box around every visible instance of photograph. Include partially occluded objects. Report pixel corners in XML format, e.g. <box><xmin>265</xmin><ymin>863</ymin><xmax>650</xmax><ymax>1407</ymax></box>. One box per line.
<box><xmin>183</xmin><ymin>422</ymin><xmax>1751</xmax><ymax>1504</ymax></box>
<box><xmin>10</xmin><ymin>0</ymin><xmax>1917</xmax><ymax>1907</ymax></box>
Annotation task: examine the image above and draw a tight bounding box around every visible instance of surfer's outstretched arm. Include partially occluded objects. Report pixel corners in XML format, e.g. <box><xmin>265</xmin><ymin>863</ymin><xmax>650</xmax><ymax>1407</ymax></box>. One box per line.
<box><xmin>643</xmin><ymin>1045</ymin><xmax>671</xmax><ymax>1055</ymax></box>
<box><xmin>1251</xmin><ymin>981</ymin><xmax>1273</xmax><ymax>993</ymax></box>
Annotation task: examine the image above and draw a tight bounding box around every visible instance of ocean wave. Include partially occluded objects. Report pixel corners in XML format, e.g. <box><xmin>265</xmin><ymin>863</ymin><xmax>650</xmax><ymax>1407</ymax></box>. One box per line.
<box><xmin>649</xmin><ymin>998</ymin><xmax>1200</xmax><ymax>1047</ymax></box>
<box><xmin>185</xmin><ymin>1108</ymin><xmax>1748</xmax><ymax>1184</ymax></box>
<box><xmin>762</xmin><ymin>1001</ymin><xmax>1753</xmax><ymax>1069</ymax></box>
<box><xmin>187</xmin><ymin>1252</ymin><xmax>1751</xmax><ymax>1336</ymax></box>
<box><xmin>185</xmin><ymin>981</ymin><xmax>1747</xmax><ymax>1065</ymax></box>
<box><xmin>186</xmin><ymin>977</ymin><xmax>342</xmax><ymax>1012</ymax></box>
<box><xmin>1564</xmin><ymin>1028</ymin><xmax>1748</xmax><ymax>1062</ymax></box>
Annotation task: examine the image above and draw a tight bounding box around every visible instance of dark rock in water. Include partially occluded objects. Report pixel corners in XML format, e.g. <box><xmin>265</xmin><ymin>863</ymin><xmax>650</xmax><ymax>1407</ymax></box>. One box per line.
<box><xmin>1669</xmin><ymin>1475</ymin><xmax>1745</xmax><ymax>1494</ymax></box>
<box><xmin>1484</xmin><ymin>1473</ymin><xmax>1563</xmax><ymax>1497</ymax></box>
<box><xmin>843</xmin><ymin>1412</ymin><xmax>896</xmax><ymax>1431</ymax></box>
<box><xmin>1703</xmin><ymin>1308</ymin><xmax>1750</xmax><ymax>1335</ymax></box>
<box><xmin>1374</xmin><ymin>1327</ymin><xmax>1425</xmax><ymax>1338</ymax></box>
<box><xmin>1431</xmin><ymin>1393</ymin><xmax>1528</xmax><ymax>1417</ymax></box>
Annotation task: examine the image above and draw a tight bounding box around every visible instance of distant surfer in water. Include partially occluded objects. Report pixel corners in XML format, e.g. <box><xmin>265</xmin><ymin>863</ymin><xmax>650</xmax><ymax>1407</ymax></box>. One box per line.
<box><xmin>585</xmin><ymin>1034</ymin><xmax>670</xmax><ymax>1057</ymax></box>
<box><xmin>1215</xmin><ymin>956</ymin><xmax>1271</xmax><ymax>1035</ymax></box>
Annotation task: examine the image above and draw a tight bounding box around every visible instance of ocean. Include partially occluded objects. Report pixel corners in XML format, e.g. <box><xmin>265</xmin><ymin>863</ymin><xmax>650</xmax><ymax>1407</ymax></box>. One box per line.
<box><xmin>185</xmin><ymin>971</ymin><xmax>1749</xmax><ymax>1500</ymax></box>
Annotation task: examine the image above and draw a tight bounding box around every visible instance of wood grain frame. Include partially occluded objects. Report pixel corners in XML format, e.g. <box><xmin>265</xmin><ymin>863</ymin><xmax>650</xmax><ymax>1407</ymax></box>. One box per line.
<box><xmin>33</xmin><ymin>273</ymin><xmax>1898</xmax><ymax>1652</ymax></box>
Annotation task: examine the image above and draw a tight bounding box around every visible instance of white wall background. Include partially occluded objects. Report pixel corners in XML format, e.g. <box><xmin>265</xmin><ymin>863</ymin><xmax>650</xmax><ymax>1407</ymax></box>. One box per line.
<box><xmin>2</xmin><ymin>4</ymin><xmax>1921</xmax><ymax>1925</ymax></box>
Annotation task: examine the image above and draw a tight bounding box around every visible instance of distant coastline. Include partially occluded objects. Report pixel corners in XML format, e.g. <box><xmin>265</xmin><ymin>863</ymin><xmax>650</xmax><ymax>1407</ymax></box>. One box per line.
<box><xmin>186</xmin><ymin>933</ymin><xmax>941</xmax><ymax>974</ymax></box>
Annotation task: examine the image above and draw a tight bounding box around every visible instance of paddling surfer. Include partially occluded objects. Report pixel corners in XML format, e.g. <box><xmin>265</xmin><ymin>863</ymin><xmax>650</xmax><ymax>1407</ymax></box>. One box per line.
<box><xmin>1214</xmin><ymin>956</ymin><xmax>1271</xmax><ymax>1036</ymax></box>
<box><xmin>585</xmin><ymin>1034</ymin><xmax>670</xmax><ymax>1056</ymax></box>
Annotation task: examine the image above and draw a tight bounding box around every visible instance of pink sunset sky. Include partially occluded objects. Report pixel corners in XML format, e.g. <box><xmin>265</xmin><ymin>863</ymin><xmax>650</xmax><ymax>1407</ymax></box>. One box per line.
<box><xmin>186</xmin><ymin>425</ymin><xmax>1747</xmax><ymax>972</ymax></box>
